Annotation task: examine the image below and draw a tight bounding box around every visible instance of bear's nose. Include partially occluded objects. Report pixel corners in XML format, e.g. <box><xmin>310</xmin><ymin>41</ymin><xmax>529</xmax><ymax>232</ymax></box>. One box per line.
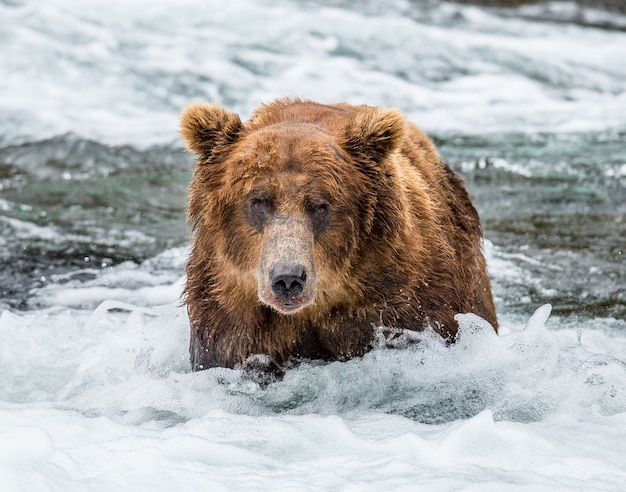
<box><xmin>270</xmin><ymin>264</ymin><xmax>306</xmax><ymax>299</ymax></box>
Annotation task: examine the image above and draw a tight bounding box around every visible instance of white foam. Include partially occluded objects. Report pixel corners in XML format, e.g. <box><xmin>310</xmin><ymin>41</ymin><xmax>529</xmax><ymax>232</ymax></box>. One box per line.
<box><xmin>2</xmin><ymin>286</ymin><xmax>626</xmax><ymax>490</ymax></box>
<box><xmin>2</xmin><ymin>241</ymin><xmax>626</xmax><ymax>490</ymax></box>
<box><xmin>1</xmin><ymin>0</ymin><xmax>625</xmax><ymax>145</ymax></box>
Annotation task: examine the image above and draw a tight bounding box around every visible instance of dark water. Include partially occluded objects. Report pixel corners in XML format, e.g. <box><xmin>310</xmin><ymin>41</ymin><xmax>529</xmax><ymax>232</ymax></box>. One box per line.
<box><xmin>439</xmin><ymin>131</ymin><xmax>626</xmax><ymax>320</ymax></box>
<box><xmin>0</xmin><ymin>135</ymin><xmax>190</xmax><ymax>308</ymax></box>
<box><xmin>1</xmin><ymin>131</ymin><xmax>623</xmax><ymax>322</ymax></box>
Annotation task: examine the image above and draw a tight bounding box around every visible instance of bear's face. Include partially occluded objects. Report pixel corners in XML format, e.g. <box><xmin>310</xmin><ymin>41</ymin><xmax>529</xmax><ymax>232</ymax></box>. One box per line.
<box><xmin>233</xmin><ymin>124</ymin><xmax>366</xmax><ymax>315</ymax></box>
<box><xmin>181</xmin><ymin>102</ymin><xmax>405</xmax><ymax>317</ymax></box>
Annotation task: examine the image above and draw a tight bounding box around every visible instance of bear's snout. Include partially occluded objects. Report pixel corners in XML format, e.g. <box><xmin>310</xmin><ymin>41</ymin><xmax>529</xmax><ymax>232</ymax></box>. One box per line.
<box><xmin>270</xmin><ymin>264</ymin><xmax>307</xmax><ymax>299</ymax></box>
<box><xmin>257</xmin><ymin>216</ymin><xmax>316</xmax><ymax>315</ymax></box>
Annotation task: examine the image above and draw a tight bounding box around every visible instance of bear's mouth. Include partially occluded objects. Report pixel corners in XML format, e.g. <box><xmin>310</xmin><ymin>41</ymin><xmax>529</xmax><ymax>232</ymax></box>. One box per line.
<box><xmin>259</xmin><ymin>259</ymin><xmax>315</xmax><ymax>315</ymax></box>
<box><xmin>262</xmin><ymin>295</ymin><xmax>313</xmax><ymax>315</ymax></box>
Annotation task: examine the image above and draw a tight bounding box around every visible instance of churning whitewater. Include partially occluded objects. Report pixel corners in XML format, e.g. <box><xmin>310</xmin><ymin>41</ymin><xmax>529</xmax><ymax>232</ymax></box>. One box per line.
<box><xmin>1</xmin><ymin>0</ymin><xmax>625</xmax><ymax>490</ymax></box>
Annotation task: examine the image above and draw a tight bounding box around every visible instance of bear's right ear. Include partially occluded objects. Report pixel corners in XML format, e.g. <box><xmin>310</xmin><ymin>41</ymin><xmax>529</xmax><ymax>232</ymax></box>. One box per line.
<box><xmin>180</xmin><ymin>103</ymin><xmax>243</xmax><ymax>157</ymax></box>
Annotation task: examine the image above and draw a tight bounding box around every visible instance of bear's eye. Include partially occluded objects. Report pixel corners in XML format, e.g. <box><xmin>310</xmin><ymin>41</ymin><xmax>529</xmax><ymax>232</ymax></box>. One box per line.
<box><xmin>249</xmin><ymin>197</ymin><xmax>271</xmax><ymax>214</ymax></box>
<box><xmin>314</xmin><ymin>204</ymin><xmax>328</xmax><ymax>217</ymax></box>
<box><xmin>246</xmin><ymin>196</ymin><xmax>273</xmax><ymax>232</ymax></box>
<box><xmin>309</xmin><ymin>201</ymin><xmax>331</xmax><ymax>237</ymax></box>
<box><xmin>251</xmin><ymin>199</ymin><xmax>265</xmax><ymax>212</ymax></box>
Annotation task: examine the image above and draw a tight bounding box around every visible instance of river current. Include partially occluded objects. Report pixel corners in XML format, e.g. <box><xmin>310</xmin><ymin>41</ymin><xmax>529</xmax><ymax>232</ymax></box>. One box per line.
<box><xmin>1</xmin><ymin>1</ymin><xmax>625</xmax><ymax>490</ymax></box>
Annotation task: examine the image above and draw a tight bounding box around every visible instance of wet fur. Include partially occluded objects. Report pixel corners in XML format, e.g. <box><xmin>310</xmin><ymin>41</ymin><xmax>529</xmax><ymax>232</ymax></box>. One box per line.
<box><xmin>181</xmin><ymin>99</ymin><xmax>498</xmax><ymax>370</ymax></box>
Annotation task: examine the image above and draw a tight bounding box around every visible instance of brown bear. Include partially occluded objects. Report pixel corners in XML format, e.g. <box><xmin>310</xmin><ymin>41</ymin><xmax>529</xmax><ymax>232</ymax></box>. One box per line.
<box><xmin>180</xmin><ymin>98</ymin><xmax>497</xmax><ymax>371</ymax></box>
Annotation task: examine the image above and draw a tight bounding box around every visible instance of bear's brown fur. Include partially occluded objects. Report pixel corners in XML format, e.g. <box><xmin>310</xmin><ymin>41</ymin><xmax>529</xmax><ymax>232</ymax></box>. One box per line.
<box><xmin>180</xmin><ymin>99</ymin><xmax>497</xmax><ymax>371</ymax></box>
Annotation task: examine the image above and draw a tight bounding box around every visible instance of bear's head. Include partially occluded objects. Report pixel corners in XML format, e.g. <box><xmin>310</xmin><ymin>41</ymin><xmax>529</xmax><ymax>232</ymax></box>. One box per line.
<box><xmin>180</xmin><ymin>100</ymin><xmax>406</xmax><ymax>318</ymax></box>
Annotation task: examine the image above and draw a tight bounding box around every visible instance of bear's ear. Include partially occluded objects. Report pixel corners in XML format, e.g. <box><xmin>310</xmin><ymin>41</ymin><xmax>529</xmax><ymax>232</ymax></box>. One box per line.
<box><xmin>180</xmin><ymin>103</ymin><xmax>243</xmax><ymax>157</ymax></box>
<box><xmin>343</xmin><ymin>108</ymin><xmax>405</xmax><ymax>163</ymax></box>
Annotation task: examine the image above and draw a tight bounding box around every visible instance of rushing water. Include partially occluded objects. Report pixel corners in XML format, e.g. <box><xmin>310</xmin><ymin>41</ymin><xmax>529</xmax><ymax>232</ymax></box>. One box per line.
<box><xmin>1</xmin><ymin>0</ymin><xmax>625</xmax><ymax>490</ymax></box>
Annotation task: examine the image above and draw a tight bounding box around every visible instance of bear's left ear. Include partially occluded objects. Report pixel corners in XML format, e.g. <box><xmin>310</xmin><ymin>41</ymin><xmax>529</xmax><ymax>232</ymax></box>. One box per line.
<box><xmin>180</xmin><ymin>103</ymin><xmax>243</xmax><ymax>158</ymax></box>
<box><xmin>343</xmin><ymin>108</ymin><xmax>405</xmax><ymax>163</ymax></box>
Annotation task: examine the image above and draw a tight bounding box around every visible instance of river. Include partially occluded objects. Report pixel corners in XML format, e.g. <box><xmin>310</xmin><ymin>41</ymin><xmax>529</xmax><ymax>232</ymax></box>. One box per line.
<box><xmin>1</xmin><ymin>0</ymin><xmax>625</xmax><ymax>490</ymax></box>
